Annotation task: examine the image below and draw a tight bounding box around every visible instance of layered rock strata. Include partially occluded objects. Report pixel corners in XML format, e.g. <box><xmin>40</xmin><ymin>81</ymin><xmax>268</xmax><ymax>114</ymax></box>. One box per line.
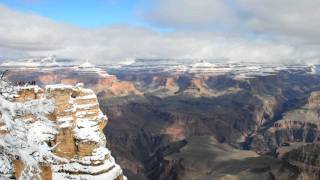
<box><xmin>0</xmin><ymin>84</ymin><xmax>125</xmax><ymax>180</ymax></box>
<box><xmin>267</xmin><ymin>91</ymin><xmax>320</xmax><ymax>146</ymax></box>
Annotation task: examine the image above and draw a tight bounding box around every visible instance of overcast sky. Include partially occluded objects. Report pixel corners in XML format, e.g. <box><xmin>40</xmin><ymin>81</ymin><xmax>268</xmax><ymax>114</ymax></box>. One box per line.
<box><xmin>0</xmin><ymin>0</ymin><xmax>320</xmax><ymax>64</ymax></box>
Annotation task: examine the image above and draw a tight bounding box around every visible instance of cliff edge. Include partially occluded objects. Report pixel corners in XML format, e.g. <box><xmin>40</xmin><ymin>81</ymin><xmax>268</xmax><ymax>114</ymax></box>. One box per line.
<box><xmin>0</xmin><ymin>83</ymin><xmax>125</xmax><ymax>180</ymax></box>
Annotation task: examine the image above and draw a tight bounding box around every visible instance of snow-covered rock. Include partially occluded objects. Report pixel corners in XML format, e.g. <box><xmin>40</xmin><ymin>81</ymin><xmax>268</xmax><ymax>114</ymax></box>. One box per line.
<box><xmin>0</xmin><ymin>84</ymin><xmax>125</xmax><ymax>180</ymax></box>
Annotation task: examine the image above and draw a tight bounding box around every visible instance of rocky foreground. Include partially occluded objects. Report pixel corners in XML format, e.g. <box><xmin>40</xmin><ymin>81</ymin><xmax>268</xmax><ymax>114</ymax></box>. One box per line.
<box><xmin>0</xmin><ymin>84</ymin><xmax>125</xmax><ymax>179</ymax></box>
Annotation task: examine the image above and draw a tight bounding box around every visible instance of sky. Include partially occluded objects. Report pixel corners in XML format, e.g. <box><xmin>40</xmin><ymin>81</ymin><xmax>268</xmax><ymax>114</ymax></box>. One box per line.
<box><xmin>0</xmin><ymin>0</ymin><xmax>320</xmax><ymax>64</ymax></box>
<box><xmin>0</xmin><ymin>0</ymin><xmax>144</xmax><ymax>27</ymax></box>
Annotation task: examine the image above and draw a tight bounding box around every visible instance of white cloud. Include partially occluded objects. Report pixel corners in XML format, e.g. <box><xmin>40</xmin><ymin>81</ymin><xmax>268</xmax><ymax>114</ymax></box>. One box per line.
<box><xmin>145</xmin><ymin>0</ymin><xmax>320</xmax><ymax>44</ymax></box>
<box><xmin>237</xmin><ymin>0</ymin><xmax>320</xmax><ymax>43</ymax></box>
<box><xmin>143</xmin><ymin>0</ymin><xmax>236</xmax><ymax>28</ymax></box>
<box><xmin>0</xmin><ymin>3</ymin><xmax>320</xmax><ymax>64</ymax></box>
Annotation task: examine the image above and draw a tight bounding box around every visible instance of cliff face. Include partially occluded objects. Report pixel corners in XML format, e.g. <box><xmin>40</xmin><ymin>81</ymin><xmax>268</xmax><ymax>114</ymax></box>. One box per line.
<box><xmin>0</xmin><ymin>84</ymin><xmax>125</xmax><ymax>180</ymax></box>
<box><xmin>263</xmin><ymin>91</ymin><xmax>320</xmax><ymax>148</ymax></box>
<box><xmin>7</xmin><ymin>69</ymin><xmax>141</xmax><ymax>98</ymax></box>
<box><xmin>100</xmin><ymin>71</ymin><xmax>320</xmax><ymax>179</ymax></box>
<box><xmin>6</xmin><ymin>67</ymin><xmax>320</xmax><ymax>179</ymax></box>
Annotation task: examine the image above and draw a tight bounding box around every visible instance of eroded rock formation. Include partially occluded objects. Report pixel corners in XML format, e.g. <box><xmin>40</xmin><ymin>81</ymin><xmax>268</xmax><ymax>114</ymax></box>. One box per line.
<box><xmin>0</xmin><ymin>84</ymin><xmax>125</xmax><ymax>180</ymax></box>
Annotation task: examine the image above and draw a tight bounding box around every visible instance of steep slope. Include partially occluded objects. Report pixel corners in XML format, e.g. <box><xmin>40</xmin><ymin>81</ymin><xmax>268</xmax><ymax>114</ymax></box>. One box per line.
<box><xmin>283</xmin><ymin>144</ymin><xmax>320</xmax><ymax>179</ymax></box>
<box><xmin>152</xmin><ymin>136</ymin><xmax>299</xmax><ymax>180</ymax></box>
<box><xmin>101</xmin><ymin>71</ymin><xmax>320</xmax><ymax>179</ymax></box>
<box><xmin>250</xmin><ymin>90</ymin><xmax>320</xmax><ymax>155</ymax></box>
<box><xmin>0</xmin><ymin>84</ymin><xmax>125</xmax><ymax>179</ymax></box>
<box><xmin>268</xmin><ymin>91</ymin><xmax>320</xmax><ymax>145</ymax></box>
<box><xmin>4</xmin><ymin>65</ymin><xmax>320</xmax><ymax>179</ymax></box>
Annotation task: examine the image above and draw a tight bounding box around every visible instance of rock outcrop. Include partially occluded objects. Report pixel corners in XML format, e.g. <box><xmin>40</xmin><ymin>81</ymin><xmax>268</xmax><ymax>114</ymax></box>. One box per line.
<box><xmin>6</xmin><ymin>65</ymin><xmax>320</xmax><ymax>179</ymax></box>
<box><xmin>0</xmin><ymin>84</ymin><xmax>125</xmax><ymax>180</ymax></box>
<box><xmin>265</xmin><ymin>91</ymin><xmax>320</xmax><ymax>147</ymax></box>
<box><xmin>148</xmin><ymin>136</ymin><xmax>299</xmax><ymax>180</ymax></box>
<box><xmin>283</xmin><ymin>143</ymin><xmax>320</xmax><ymax>179</ymax></box>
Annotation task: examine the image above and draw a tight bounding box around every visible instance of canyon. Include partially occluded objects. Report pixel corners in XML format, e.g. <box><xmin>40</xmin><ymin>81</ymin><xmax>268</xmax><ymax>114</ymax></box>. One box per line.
<box><xmin>103</xmin><ymin>69</ymin><xmax>320</xmax><ymax>179</ymax></box>
<box><xmin>2</xmin><ymin>58</ymin><xmax>320</xmax><ymax>179</ymax></box>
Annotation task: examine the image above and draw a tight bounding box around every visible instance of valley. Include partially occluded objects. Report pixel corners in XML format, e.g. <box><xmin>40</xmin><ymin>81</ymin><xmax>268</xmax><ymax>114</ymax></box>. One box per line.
<box><xmin>2</xmin><ymin>58</ymin><xmax>320</xmax><ymax>179</ymax></box>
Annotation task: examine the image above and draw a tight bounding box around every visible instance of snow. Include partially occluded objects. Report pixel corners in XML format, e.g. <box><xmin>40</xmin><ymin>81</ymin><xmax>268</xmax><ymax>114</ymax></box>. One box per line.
<box><xmin>0</xmin><ymin>84</ymin><xmax>59</xmax><ymax>178</ymax></box>
<box><xmin>79</xmin><ymin>60</ymin><xmax>95</xmax><ymax>68</ymax></box>
<box><xmin>76</xmin><ymin>110</ymin><xmax>96</xmax><ymax>117</ymax></box>
<box><xmin>73</xmin><ymin>124</ymin><xmax>103</xmax><ymax>143</ymax></box>
<box><xmin>75</xmin><ymin>61</ymin><xmax>111</xmax><ymax>77</ymax></box>
<box><xmin>76</xmin><ymin>119</ymin><xmax>98</xmax><ymax>128</ymax></box>
<box><xmin>64</xmin><ymin>105</ymin><xmax>76</xmax><ymax>113</ymax></box>
<box><xmin>46</xmin><ymin>84</ymin><xmax>74</xmax><ymax>91</ymax></box>
<box><xmin>0</xmin><ymin>56</ymin><xmax>59</xmax><ymax>68</ymax></box>
<box><xmin>0</xmin><ymin>93</ymin><xmax>61</xmax><ymax>179</ymax></box>
<box><xmin>115</xmin><ymin>59</ymin><xmax>312</xmax><ymax>79</ymax></box>
<box><xmin>0</xmin><ymin>155</ymin><xmax>13</xmax><ymax>178</ymax></box>
<box><xmin>56</xmin><ymin>116</ymin><xmax>74</xmax><ymax>128</ymax></box>
<box><xmin>77</xmin><ymin>94</ymin><xmax>97</xmax><ymax>100</ymax></box>
<box><xmin>18</xmin><ymin>85</ymin><xmax>42</xmax><ymax>93</ymax></box>
<box><xmin>53</xmin><ymin>164</ymin><xmax>124</xmax><ymax>180</ymax></box>
<box><xmin>0</xmin><ymin>79</ymin><xmax>18</xmax><ymax>100</ymax></box>
<box><xmin>53</xmin><ymin>152</ymin><xmax>124</xmax><ymax>180</ymax></box>
<box><xmin>77</xmin><ymin>116</ymin><xmax>99</xmax><ymax>121</ymax></box>
<box><xmin>0</xmin><ymin>84</ymin><xmax>124</xmax><ymax>179</ymax></box>
<box><xmin>75</xmin><ymin>103</ymin><xmax>99</xmax><ymax>110</ymax></box>
<box><xmin>81</xmin><ymin>147</ymin><xmax>111</xmax><ymax>163</ymax></box>
<box><xmin>75</xmin><ymin>82</ymin><xmax>84</xmax><ymax>88</ymax></box>
<box><xmin>28</xmin><ymin>121</ymin><xmax>57</xmax><ymax>142</ymax></box>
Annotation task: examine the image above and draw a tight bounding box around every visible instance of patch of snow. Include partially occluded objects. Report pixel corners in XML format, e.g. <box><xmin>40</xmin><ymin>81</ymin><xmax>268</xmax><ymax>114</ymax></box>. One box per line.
<box><xmin>73</xmin><ymin>124</ymin><xmax>103</xmax><ymax>143</ymax></box>
<box><xmin>53</xmin><ymin>155</ymin><xmax>124</xmax><ymax>180</ymax></box>
<box><xmin>78</xmin><ymin>147</ymin><xmax>111</xmax><ymax>165</ymax></box>
<box><xmin>0</xmin><ymin>155</ymin><xmax>13</xmax><ymax>178</ymax></box>
<box><xmin>76</xmin><ymin>110</ymin><xmax>97</xmax><ymax>117</ymax></box>
<box><xmin>77</xmin><ymin>94</ymin><xmax>97</xmax><ymax>100</ymax></box>
<box><xmin>56</xmin><ymin>116</ymin><xmax>74</xmax><ymax>128</ymax></box>
<box><xmin>75</xmin><ymin>103</ymin><xmax>98</xmax><ymax>110</ymax></box>
<box><xmin>46</xmin><ymin>84</ymin><xmax>74</xmax><ymax>91</ymax></box>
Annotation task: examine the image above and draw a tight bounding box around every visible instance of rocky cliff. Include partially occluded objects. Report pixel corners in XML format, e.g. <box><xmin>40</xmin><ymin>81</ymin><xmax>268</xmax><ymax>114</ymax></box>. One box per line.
<box><xmin>0</xmin><ymin>84</ymin><xmax>125</xmax><ymax>180</ymax></box>
<box><xmin>5</xmin><ymin>66</ymin><xmax>320</xmax><ymax>179</ymax></box>
<box><xmin>254</xmin><ymin>91</ymin><xmax>320</xmax><ymax>154</ymax></box>
<box><xmin>7</xmin><ymin>69</ymin><xmax>141</xmax><ymax>98</ymax></box>
<box><xmin>272</xmin><ymin>92</ymin><xmax>320</xmax><ymax>140</ymax></box>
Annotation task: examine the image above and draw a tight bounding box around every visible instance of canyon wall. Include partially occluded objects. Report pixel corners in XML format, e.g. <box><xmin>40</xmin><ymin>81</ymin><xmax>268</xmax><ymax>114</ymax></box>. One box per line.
<box><xmin>0</xmin><ymin>84</ymin><xmax>125</xmax><ymax>180</ymax></box>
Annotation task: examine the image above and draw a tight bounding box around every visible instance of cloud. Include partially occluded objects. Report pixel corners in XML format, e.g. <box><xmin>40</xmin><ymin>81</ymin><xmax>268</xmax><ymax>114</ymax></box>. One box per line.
<box><xmin>0</xmin><ymin>3</ymin><xmax>320</xmax><ymax>64</ymax></box>
<box><xmin>236</xmin><ymin>0</ymin><xmax>320</xmax><ymax>44</ymax></box>
<box><xmin>145</xmin><ymin>0</ymin><xmax>320</xmax><ymax>44</ymax></box>
<box><xmin>142</xmin><ymin>0</ymin><xmax>236</xmax><ymax>29</ymax></box>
